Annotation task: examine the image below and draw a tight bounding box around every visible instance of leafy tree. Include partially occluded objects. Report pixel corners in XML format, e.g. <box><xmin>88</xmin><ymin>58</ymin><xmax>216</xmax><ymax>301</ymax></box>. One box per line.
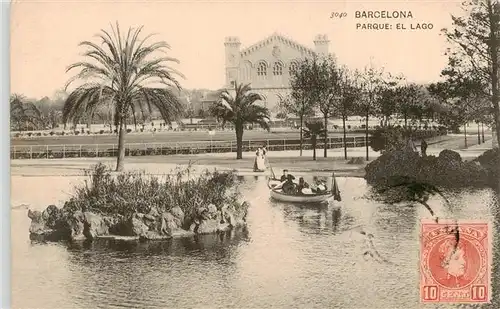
<box><xmin>357</xmin><ymin>64</ymin><xmax>390</xmax><ymax>160</ymax></box>
<box><xmin>395</xmin><ymin>82</ymin><xmax>425</xmax><ymax>128</ymax></box>
<box><xmin>336</xmin><ymin>66</ymin><xmax>361</xmax><ymax>159</ymax></box>
<box><xmin>302</xmin><ymin>120</ymin><xmax>327</xmax><ymax>160</ymax></box>
<box><xmin>10</xmin><ymin>94</ymin><xmax>44</xmax><ymax>131</ymax></box>
<box><xmin>442</xmin><ymin>0</ymin><xmax>500</xmax><ymax>187</ymax></box>
<box><xmin>186</xmin><ymin>107</ymin><xmax>195</xmax><ymax>124</ymax></box>
<box><xmin>282</xmin><ymin>57</ymin><xmax>320</xmax><ymax>156</ymax></box>
<box><xmin>275</xmin><ymin>111</ymin><xmax>288</xmax><ymax>120</ymax></box>
<box><xmin>315</xmin><ymin>55</ymin><xmax>341</xmax><ymax>158</ymax></box>
<box><xmin>429</xmin><ymin>71</ymin><xmax>486</xmax><ymax>146</ymax></box>
<box><xmin>63</xmin><ymin>23</ymin><xmax>185</xmax><ymax>171</ymax></box>
<box><xmin>209</xmin><ymin>82</ymin><xmax>270</xmax><ymax>159</ymax></box>
<box><xmin>377</xmin><ymin>86</ymin><xmax>399</xmax><ymax>128</ymax></box>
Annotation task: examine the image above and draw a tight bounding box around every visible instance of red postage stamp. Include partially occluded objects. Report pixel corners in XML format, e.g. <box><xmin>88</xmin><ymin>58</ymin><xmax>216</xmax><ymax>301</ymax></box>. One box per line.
<box><xmin>420</xmin><ymin>219</ymin><xmax>492</xmax><ymax>303</ymax></box>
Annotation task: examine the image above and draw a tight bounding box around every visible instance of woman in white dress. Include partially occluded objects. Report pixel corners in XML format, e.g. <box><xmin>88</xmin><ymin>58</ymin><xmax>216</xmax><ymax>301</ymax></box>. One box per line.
<box><xmin>253</xmin><ymin>147</ymin><xmax>266</xmax><ymax>172</ymax></box>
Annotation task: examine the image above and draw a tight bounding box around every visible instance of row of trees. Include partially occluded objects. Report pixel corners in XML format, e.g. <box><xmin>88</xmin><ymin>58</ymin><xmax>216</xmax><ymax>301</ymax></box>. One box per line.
<box><xmin>278</xmin><ymin>56</ymin><xmax>454</xmax><ymax>161</ymax></box>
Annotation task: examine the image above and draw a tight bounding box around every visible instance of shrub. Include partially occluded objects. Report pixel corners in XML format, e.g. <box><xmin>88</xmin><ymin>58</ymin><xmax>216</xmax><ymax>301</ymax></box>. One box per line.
<box><xmin>127</xmin><ymin>128</ymin><xmax>132</xmax><ymax>133</ymax></box>
<box><xmin>49</xmin><ymin>131</ymin><xmax>55</xmax><ymax>136</ymax></box>
<box><xmin>370</xmin><ymin>126</ymin><xmax>406</xmax><ymax>152</ymax></box>
<box><xmin>74</xmin><ymin>131</ymin><xmax>80</xmax><ymax>135</ymax></box>
<box><xmin>64</xmin><ymin>163</ymin><xmax>243</xmax><ymax>223</ymax></box>
<box><xmin>27</xmin><ymin>133</ymin><xmax>32</xmax><ymax>137</ymax></box>
<box><xmin>99</xmin><ymin>130</ymin><xmax>104</xmax><ymax>134</ymax></box>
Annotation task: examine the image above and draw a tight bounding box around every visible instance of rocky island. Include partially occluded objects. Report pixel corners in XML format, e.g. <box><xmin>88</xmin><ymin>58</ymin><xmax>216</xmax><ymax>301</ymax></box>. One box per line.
<box><xmin>27</xmin><ymin>163</ymin><xmax>249</xmax><ymax>242</ymax></box>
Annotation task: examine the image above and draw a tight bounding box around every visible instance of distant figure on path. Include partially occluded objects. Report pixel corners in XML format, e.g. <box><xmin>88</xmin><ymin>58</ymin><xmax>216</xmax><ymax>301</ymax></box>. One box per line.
<box><xmin>262</xmin><ymin>145</ymin><xmax>268</xmax><ymax>167</ymax></box>
<box><xmin>253</xmin><ymin>147</ymin><xmax>266</xmax><ymax>172</ymax></box>
<box><xmin>406</xmin><ymin>135</ymin><xmax>418</xmax><ymax>152</ymax></box>
<box><xmin>421</xmin><ymin>138</ymin><xmax>428</xmax><ymax>157</ymax></box>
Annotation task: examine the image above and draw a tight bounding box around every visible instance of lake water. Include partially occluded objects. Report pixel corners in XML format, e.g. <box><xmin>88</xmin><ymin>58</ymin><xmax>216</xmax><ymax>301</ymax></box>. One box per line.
<box><xmin>10</xmin><ymin>175</ymin><xmax>500</xmax><ymax>309</ymax></box>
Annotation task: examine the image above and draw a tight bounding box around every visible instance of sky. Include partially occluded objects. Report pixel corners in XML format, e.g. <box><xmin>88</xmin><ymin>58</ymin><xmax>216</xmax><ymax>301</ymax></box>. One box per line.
<box><xmin>10</xmin><ymin>0</ymin><xmax>464</xmax><ymax>100</ymax></box>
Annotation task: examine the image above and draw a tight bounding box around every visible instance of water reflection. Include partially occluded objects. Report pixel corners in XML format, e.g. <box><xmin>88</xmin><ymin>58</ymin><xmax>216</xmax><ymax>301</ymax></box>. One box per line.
<box><xmin>10</xmin><ymin>175</ymin><xmax>500</xmax><ymax>309</ymax></box>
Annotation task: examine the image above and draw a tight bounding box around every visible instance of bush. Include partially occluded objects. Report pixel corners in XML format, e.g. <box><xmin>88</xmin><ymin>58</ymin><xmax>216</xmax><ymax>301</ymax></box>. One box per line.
<box><xmin>127</xmin><ymin>128</ymin><xmax>132</xmax><ymax>133</ymax></box>
<box><xmin>476</xmin><ymin>148</ymin><xmax>500</xmax><ymax>185</ymax></box>
<box><xmin>74</xmin><ymin>131</ymin><xmax>80</xmax><ymax>135</ymax></box>
<box><xmin>365</xmin><ymin>149</ymin><xmax>489</xmax><ymax>189</ymax></box>
<box><xmin>99</xmin><ymin>130</ymin><xmax>104</xmax><ymax>134</ymax></box>
<box><xmin>49</xmin><ymin>131</ymin><xmax>55</xmax><ymax>136</ymax></box>
<box><xmin>63</xmin><ymin>163</ymin><xmax>243</xmax><ymax>224</ymax></box>
<box><xmin>370</xmin><ymin>126</ymin><xmax>406</xmax><ymax>152</ymax></box>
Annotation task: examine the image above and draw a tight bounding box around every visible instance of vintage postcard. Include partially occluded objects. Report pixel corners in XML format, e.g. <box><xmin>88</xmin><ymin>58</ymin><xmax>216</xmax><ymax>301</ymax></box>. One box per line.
<box><xmin>9</xmin><ymin>0</ymin><xmax>499</xmax><ymax>308</ymax></box>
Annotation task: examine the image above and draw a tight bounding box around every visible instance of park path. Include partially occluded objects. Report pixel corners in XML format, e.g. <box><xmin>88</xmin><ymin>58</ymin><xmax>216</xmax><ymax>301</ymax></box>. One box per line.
<box><xmin>11</xmin><ymin>134</ymin><xmax>494</xmax><ymax>178</ymax></box>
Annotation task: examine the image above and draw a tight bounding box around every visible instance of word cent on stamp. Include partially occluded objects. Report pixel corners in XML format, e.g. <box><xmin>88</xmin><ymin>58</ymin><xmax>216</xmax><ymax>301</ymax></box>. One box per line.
<box><xmin>420</xmin><ymin>220</ymin><xmax>492</xmax><ymax>303</ymax></box>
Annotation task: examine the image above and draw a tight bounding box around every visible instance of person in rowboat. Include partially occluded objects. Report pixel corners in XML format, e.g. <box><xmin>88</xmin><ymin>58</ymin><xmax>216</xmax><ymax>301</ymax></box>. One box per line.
<box><xmin>297</xmin><ymin>177</ymin><xmax>313</xmax><ymax>195</ymax></box>
<box><xmin>280</xmin><ymin>169</ymin><xmax>295</xmax><ymax>182</ymax></box>
<box><xmin>310</xmin><ymin>176</ymin><xmax>327</xmax><ymax>193</ymax></box>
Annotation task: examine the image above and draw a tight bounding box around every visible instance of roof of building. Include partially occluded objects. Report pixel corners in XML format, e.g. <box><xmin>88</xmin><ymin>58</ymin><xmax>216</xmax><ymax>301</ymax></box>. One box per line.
<box><xmin>239</xmin><ymin>32</ymin><xmax>317</xmax><ymax>58</ymax></box>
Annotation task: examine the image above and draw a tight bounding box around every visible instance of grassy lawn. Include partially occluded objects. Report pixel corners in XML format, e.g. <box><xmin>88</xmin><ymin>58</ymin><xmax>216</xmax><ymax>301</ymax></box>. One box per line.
<box><xmin>11</xmin><ymin>130</ymin><xmax>365</xmax><ymax>146</ymax></box>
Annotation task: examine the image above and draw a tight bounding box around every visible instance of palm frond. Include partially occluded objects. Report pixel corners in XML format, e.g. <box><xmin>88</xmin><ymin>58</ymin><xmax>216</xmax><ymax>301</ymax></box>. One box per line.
<box><xmin>64</xmin><ymin>23</ymin><xmax>185</xmax><ymax>128</ymax></box>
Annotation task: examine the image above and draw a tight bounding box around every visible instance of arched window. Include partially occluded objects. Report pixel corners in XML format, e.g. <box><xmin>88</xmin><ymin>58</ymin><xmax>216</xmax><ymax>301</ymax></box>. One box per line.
<box><xmin>257</xmin><ymin>61</ymin><xmax>267</xmax><ymax>76</ymax></box>
<box><xmin>273</xmin><ymin>62</ymin><xmax>283</xmax><ymax>76</ymax></box>
<box><xmin>289</xmin><ymin>61</ymin><xmax>298</xmax><ymax>75</ymax></box>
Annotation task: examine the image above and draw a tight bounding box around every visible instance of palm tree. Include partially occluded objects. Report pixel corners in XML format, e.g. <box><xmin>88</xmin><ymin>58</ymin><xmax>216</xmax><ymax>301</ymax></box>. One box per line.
<box><xmin>10</xmin><ymin>94</ymin><xmax>44</xmax><ymax>131</ymax></box>
<box><xmin>63</xmin><ymin>23</ymin><xmax>185</xmax><ymax>171</ymax></box>
<box><xmin>302</xmin><ymin>120</ymin><xmax>327</xmax><ymax>160</ymax></box>
<box><xmin>209</xmin><ymin>82</ymin><xmax>270</xmax><ymax>159</ymax></box>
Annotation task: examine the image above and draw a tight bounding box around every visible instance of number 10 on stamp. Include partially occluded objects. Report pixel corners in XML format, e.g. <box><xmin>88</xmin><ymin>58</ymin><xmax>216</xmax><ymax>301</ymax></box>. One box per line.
<box><xmin>420</xmin><ymin>219</ymin><xmax>492</xmax><ymax>303</ymax></box>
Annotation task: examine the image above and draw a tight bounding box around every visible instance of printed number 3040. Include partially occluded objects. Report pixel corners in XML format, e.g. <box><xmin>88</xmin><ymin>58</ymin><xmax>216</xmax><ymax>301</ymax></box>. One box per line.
<box><xmin>330</xmin><ymin>12</ymin><xmax>347</xmax><ymax>18</ymax></box>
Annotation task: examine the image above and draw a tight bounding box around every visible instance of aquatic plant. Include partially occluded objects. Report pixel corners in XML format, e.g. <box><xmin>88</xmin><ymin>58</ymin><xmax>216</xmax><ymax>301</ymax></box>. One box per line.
<box><xmin>63</xmin><ymin>163</ymin><xmax>243</xmax><ymax>223</ymax></box>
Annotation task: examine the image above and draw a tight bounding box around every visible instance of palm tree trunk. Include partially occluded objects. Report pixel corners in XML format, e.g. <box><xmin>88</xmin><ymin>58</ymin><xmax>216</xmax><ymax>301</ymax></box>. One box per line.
<box><xmin>323</xmin><ymin>113</ymin><xmax>328</xmax><ymax>158</ymax></box>
<box><xmin>342</xmin><ymin>114</ymin><xmax>348</xmax><ymax>160</ymax></box>
<box><xmin>365</xmin><ymin>111</ymin><xmax>369</xmax><ymax>161</ymax></box>
<box><xmin>116</xmin><ymin>117</ymin><xmax>126</xmax><ymax>172</ymax></box>
<box><xmin>132</xmin><ymin>112</ymin><xmax>138</xmax><ymax>131</ymax></box>
<box><xmin>312</xmin><ymin>136</ymin><xmax>317</xmax><ymax>160</ymax></box>
<box><xmin>235</xmin><ymin>123</ymin><xmax>244</xmax><ymax>160</ymax></box>
<box><xmin>299</xmin><ymin>114</ymin><xmax>303</xmax><ymax>157</ymax></box>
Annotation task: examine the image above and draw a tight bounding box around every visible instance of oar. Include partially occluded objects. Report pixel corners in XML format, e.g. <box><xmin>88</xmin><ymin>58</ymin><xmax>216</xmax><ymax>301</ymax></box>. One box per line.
<box><xmin>268</xmin><ymin>160</ymin><xmax>277</xmax><ymax>180</ymax></box>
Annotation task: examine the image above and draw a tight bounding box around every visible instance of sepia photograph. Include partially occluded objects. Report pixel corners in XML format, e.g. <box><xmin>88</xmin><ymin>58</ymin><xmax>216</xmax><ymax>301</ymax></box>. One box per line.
<box><xmin>8</xmin><ymin>0</ymin><xmax>500</xmax><ymax>308</ymax></box>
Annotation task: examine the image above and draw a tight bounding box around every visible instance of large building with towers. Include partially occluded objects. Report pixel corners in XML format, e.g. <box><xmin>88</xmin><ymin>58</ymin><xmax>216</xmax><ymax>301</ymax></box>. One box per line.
<box><xmin>223</xmin><ymin>33</ymin><xmax>331</xmax><ymax>115</ymax></box>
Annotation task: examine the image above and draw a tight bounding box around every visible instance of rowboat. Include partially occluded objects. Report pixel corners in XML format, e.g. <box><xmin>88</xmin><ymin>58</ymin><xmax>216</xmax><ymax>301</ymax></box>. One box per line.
<box><xmin>267</xmin><ymin>172</ymin><xmax>341</xmax><ymax>204</ymax></box>
<box><xmin>269</xmin><ymin>187</ymin><xmax>333</xmax><ymax>203</ymax></box>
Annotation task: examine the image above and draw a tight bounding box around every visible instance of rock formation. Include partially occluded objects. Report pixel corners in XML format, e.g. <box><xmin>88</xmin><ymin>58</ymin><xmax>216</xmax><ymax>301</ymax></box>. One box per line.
<box><xmin>28</xmin><ymin>201</ymin><xmax>249</xmax><ymax>242</ymax></box>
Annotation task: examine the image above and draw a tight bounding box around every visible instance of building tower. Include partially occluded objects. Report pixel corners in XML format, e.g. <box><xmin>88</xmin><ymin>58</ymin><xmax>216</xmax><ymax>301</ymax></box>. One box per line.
<box><xmin>314</xmin><ymin>34</ymin><xmax>330</xmax><ymax>56</ymax></box>
<box><xmin>224</xmin><ymin>36</ymin><xmax>241</xmax><ymax>87</ymax></box>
